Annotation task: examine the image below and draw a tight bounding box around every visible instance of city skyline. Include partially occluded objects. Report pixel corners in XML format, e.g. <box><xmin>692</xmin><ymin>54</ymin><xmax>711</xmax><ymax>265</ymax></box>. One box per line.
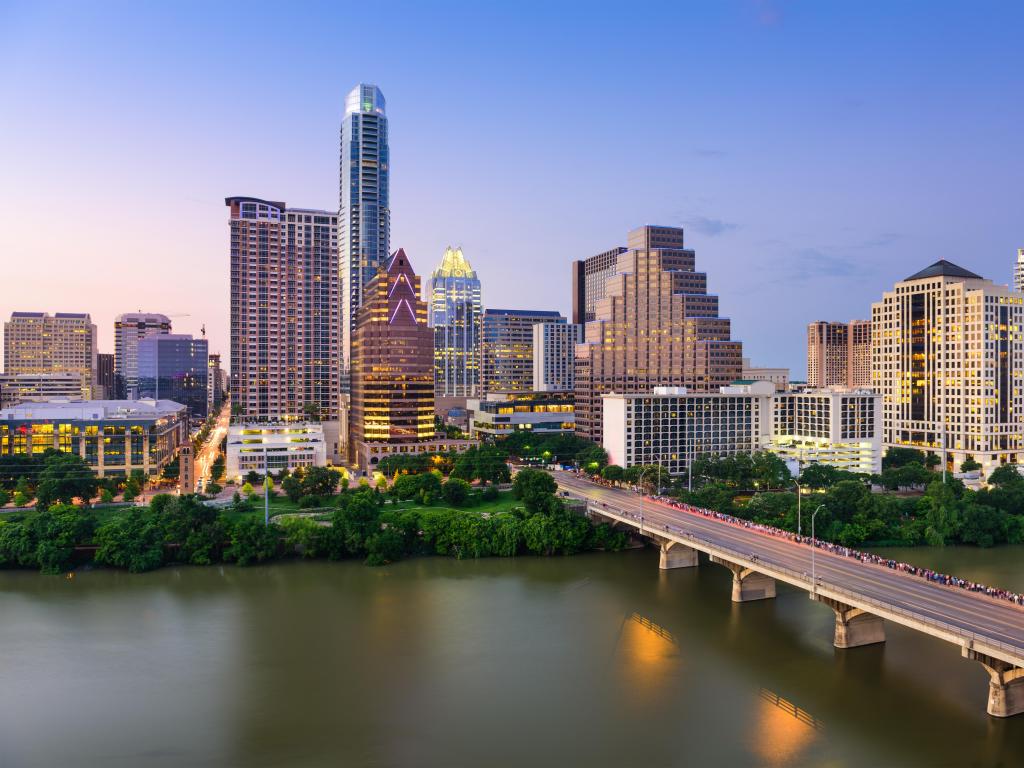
<box><xmin>2</xmin><ymin>2</ymin><xmax>1022</xmax><ymax>375</ymax></box>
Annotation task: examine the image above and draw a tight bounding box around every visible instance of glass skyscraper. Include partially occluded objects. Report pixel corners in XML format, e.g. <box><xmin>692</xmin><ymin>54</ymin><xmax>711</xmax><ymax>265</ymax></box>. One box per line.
<box><xmin>429</xmin><ymin>247</ymin><xmax>482</xmax><ymax>397</ymax></box>
<box><xmin>137</xmin><ymin>333</ymin><xmax>209</xmax><ymax>419</ymax></box>
<box><xmin>340</xmin><ymin>83</ymin><xmax>390</xmax><ymax>383</ymax></box>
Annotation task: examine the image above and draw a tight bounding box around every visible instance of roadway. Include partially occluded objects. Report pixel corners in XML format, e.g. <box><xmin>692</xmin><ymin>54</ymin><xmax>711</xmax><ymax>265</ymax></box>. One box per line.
<box><xmin>553</xmin><ymin>473</ymin><xmax>1024</xmax><ymax>666</ymax></box>
<box><xmin>195</xmin><ymin>403</ymin><xmax>230</xmax><ymax>491</ymax></box>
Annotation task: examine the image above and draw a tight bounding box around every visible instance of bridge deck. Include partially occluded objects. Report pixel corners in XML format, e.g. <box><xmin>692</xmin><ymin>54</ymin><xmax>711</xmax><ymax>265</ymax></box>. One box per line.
<box><xmin>555</xmin><ymin>474</ymin><xmax>1024</xmax><ymax>669</ymax></box>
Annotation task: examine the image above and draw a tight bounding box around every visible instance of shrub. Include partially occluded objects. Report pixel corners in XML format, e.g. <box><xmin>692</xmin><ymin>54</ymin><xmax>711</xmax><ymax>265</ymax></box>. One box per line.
<box><xmin>297</xmin><ymin>494</ymin><xmax>322</xmax><ymax>509</ymax></box>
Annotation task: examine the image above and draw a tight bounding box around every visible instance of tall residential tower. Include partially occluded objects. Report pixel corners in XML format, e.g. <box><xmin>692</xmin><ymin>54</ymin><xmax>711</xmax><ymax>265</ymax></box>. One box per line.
<box><xmin>806</xmin><ymin>320</ymin><xmax>871</xmax><ymax>388</ymax></box>
<box><xmin>340</xmin><ymin>84</ymin><xmax>390</xmax><ymax>381</ymax></box>
<box><xmin>429</xmin><ymin>246</ymin><xmax>482</xmax><ymax>398</ymax></box>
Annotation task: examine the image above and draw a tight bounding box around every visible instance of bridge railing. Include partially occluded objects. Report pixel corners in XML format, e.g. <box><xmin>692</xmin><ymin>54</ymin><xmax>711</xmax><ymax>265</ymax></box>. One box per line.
<box><xmin>583</xmin><ymin>498</ymin><xmax>1024</xmax><ymax>661</ymax></box>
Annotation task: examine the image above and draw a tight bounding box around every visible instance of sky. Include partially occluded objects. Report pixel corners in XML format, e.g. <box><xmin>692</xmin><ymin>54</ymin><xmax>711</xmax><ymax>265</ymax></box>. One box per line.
<box><xmin>1</xmin><ymin>0</ymin><xmax>1022</xmax><ymax>376</ymax></box>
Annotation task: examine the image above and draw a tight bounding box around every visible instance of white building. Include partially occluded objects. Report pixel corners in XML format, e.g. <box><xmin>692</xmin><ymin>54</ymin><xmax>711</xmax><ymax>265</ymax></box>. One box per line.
<box><xmin>467</xmin><ymin>391</ymin><xmax>575</xmax><ymax>439</ymax></box>
<box><xmin>872</xmin><ymin>260</ymin><xmax>1024</xmax><ymax>478</ymax></box>
<box><xmin>533</xmin><ymin>322</ymin><xmax>581</xmax><ymax>392</ymax></box>
<box><xmin>226</xmin><ymin>422</ymin><xmax>327</xmax><ymax>480</ymax></box>
<box><xmin>1015</xmin><ymin>248</ymin><xmax>1024</xmax><ymax>294</ymax></box>
<box><xmin>741</xmin><ymin>357</ymin><xmax>790</xmax><ymax>392</ymax></box>
<box><xmin>771</xmin><ymin>388</ymin><xmax>882</xmax><ymax>475</ymax></box>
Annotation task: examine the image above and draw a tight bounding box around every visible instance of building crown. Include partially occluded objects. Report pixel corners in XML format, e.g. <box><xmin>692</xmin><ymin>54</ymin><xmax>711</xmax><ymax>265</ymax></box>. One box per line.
<box><xmin>432</xmin><ymin>246</ymin><xmax>477</xmax><ymax>279</ymax></box>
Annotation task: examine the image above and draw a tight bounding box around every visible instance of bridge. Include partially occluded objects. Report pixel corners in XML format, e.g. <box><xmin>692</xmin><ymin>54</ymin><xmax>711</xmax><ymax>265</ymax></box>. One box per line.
<box><xmin>553</xmin><ymin>473</ymin><xmax>1024</xmax><ymax>718</ymax></box>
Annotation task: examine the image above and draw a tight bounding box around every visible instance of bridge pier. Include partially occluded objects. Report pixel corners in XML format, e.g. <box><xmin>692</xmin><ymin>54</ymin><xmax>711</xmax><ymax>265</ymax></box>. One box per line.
<box><xmin>710</xmin><ymin>556</ymin><xmax>776</xmax><ymax>602</ymax></box>
<box><xmin>816</xmin><ymin>596</ymin><xmax>886</xmax><ymax>648</ymax></box>
<box><xmin>963</xmin><ymin>649</ymin><xmax>1024</xmax><ymax>718</ymax></box>
<box><xmin>658</xmin><ymin>540</ymin><xmax>699</xmax><ymax>570</ymax></box>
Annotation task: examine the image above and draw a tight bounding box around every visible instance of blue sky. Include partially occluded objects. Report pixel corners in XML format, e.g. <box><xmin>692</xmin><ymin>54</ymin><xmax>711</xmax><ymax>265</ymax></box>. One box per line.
<box><xmin>1</xmin><ymin>0</ymin><xmax>1022</xmax><ymax>375</ymax></box>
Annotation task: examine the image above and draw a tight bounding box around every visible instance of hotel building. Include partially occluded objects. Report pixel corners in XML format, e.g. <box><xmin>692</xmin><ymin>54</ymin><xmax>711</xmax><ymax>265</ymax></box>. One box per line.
<box><xmin>0</xmin><ymin>398</ymin><xmax>187</xmax><ymax>477</ymax></box>
<box><xmin>226</xmin><ymin>197</ymin><xmax>341</xmax><ymax>456</ymax></box>
<box><xmin>137</xmin><ymin>334</ymin><xmax>209</xmax><ymax>419</ymax></box>
<box><xmin>3</xmin><ymin>312</ymin><xmax>96</xmax><ymax>400</ymax></box>
<box><xmin>467</xmin><ymin>391</ymin><xmax>575</xmax><ymax>439</ymax></box>
<box><xmin>114</xmin><ymin>312</ymin><xmax>171</xmax><ymax>398</ymax></box>
<box><xmin>572</xmin><ymin>246</ymin><xmax>627</xmax><ymax>324</ymax></box>
<box><xmin>481</xmin><ymin>309</ymin><xmax>565</xmax><ymax>394</ymax></box>
<box><xmin>872</xmin><ymin>260</ymin><xmax>1024</xmax><ymax>476</ymax></box>
<box><xmin>429</xmin><ymin>246</ymin><xmax>482</xmax><ymax>397</ymax></box>
<box><xmin>533</xmin><ymin>322</ymin><xmax>581</xmax><ymax>392</ymax></box>
<box><xmin>771</xmin><ymin>388</ymin><xmax>882</xmax><ymax>475</ymax></box>
<box><xmin>807</xmin><ymin>320</ymin><xmax>871</xmax><ymax>388</ymax></box>
<box><xmin>575</xmin><ymin>225</ymin><xmax>743</xmax><ymax>444</ymax></box>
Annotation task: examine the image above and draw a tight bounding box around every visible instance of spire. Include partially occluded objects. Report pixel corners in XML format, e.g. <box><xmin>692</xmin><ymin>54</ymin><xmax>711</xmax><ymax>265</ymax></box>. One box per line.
<box><xmin>432</xmin><ymin>246</ymin><xmax>477</xmax><ymax>279</ymax></box>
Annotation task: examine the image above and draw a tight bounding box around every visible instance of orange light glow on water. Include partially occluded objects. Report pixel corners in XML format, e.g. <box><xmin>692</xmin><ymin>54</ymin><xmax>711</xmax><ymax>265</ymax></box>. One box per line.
<box><xmin>751</xmin><ymin>688</ymin><xmax>822</xmax><ymax>767</ymax></box>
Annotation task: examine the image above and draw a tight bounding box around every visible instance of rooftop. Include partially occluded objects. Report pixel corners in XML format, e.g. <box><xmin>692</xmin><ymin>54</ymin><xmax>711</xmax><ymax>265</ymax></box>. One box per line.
<box><xmin>0</xmin><ymin>398</ymin><xmax>186</xmax><ymax>421</ymax></box>
<box><xmin>904</xmin><ymin>260</ymin><xmax>983</xmax><ymax>282</ymax></box>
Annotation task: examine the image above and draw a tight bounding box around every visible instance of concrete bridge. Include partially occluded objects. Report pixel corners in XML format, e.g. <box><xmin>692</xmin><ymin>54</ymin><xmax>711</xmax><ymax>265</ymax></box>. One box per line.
<box><xmin>554</xmin><ymin>473</ymin><xmax>1024</xmax><ymax>718</ymax></box>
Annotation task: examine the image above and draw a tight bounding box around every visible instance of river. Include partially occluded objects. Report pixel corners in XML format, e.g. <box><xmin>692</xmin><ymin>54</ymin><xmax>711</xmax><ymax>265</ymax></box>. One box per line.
<box><xmin>2</xmin><ymin>546</ymin><xmax>1023</xmax><ymax>767</ymax></box>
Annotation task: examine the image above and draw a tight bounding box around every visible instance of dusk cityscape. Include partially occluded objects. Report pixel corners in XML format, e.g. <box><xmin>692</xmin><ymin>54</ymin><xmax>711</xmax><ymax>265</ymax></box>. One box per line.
<box><xmin>2</xmin><ymin>2</ymin><xmax>1024</xmax><ymax>767</ymax></box>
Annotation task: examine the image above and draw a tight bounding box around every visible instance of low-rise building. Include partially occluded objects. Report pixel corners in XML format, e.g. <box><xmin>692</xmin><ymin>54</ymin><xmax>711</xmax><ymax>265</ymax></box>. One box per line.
<box><xmin>353</xmin><ymin>436</ymin><xmax>477</xmax><ymax>471</ymax></box>
<box><xmin>0</xmin><ymin>372</ymin><xmax>86</xmax><ymax>408</ymax></box>
<box><xmin>0</xmin><ymin>398</ymin><xmax>186</xmax><ymax>477</ymax></box>
<box><xmin>467</xmin><ymin>391</ymin><xmax>575</xmax><ymax>439</ymax></box>
<box><xmin>740</xmin><ymin>358</ymin><xmax>790</xmax><ymax>392</ymax></box>
<box><xmin>226</xmin><ymin>422</ymin><xmax>328</xmax><ymax>480</ymax></box>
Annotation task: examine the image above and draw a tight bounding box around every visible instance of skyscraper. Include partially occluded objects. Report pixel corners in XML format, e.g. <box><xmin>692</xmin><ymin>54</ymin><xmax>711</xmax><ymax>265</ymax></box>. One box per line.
<box><xmin>340</xmin><ymin>83</ymin><xmax>390</xmax><ymax>382</ymax></box>
<box><xmin>429</xmin><ymin>246</ymin><xmax>482</xmax><ymax>398</ymax></box>
<box><xmin>114</xmin><ymin>312</ymin><xmax>171</xmax><ymax>398</ymax></box>
<box><xmin>207</xmin><ymin>352</ymin><xmax>223</xmax><ymax>414</ymax></box>
<box><xmin>95</xmin><ymin>352</ymin><xmax>115</xmax><ymax>399</ymax></box>
<box><xmin>1015</xmin><ymin>248</ymin><xmax>1024</xmax><ymax>293</ymax></box>
<box><xmin>226</xmin><ymin>197</ymin><xmax>340</xmax><ymax>428</ymax></box>
<box><xmin>533</xmin><ymin>322</ymin><xmax>581</xmax><ymax>392</ymax></box>
<box><xmin>807</xmin><ymin>320</ymin><xmax>871</xmax><ymax>388</ymax></box>
<box><xmin>872</xmin><ymin>259</ymin><xmax>1024</xmax><ymax>476</ymax></box>
<box><xmin>350</xmin><ymin>249</ymin><xmax>434</xmax><ymax>466</ymax></box>
<box><xmin>481</xmin><ymin>309</ymin><xmax>565</xmax><ymax>393</ymax></box>
<box><xmin>572</xmin><ymin>247</ymin><xmax>627</xmax><ymax>325</ymax></box>
<box><xmin>137</xmin><ymin>334</ymin><xmax>209</xmax><ymax>419</ymax></box>
<box><xmin>3</xmin><ymin>311</ymin><xmax>96</xmax><ymax>399</ymax></box>
<box><xmin>574</xmin><ymin>225</ymin><xmax>743</xmax><ymax>443</ymax></box>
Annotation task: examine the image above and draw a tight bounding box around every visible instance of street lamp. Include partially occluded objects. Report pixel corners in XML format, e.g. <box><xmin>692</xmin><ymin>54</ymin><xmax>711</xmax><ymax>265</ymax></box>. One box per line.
<box><xmin>811</xmin><ymin>504</ymin><xmax>825</xmax><ymax>596</ymax></box>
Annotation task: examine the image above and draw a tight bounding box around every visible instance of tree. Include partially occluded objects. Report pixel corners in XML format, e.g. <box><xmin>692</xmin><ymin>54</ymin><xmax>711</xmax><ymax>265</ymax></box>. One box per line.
<box><xmin>94</xmin><ymin>509</ymin><xmax>165</xmax><ymax>572</ymax></box>
<box><xmin>601</xmin><ymin>465</ymin><xmax>625</xmax><ymax>483</ymax></box>
<box><xmin>960</xmin><ymin>457</ymin><xmax>982</xmax><ymax>473</ymax></box>
<box><xmin>210</xmin><ymin>455</ymin><xmax>225</xmax><ymax>482</ymax></box>
<box><xmin>205</xmin><ymin>482</ymin><xmax>222</xmax><ymax>496</ymax></box>
<box><xmin>883</xmin><ymin>447</ymin><xmax>927</xmax><ymax>470</ymax></box>
<box><xmin>987</xmin><ymin>464</ymin><xmax>1023</xmax><ymax>488</ymax></box>
<box><xmin>960</xmin><ymin>503</ymin><xmax>1006</xmax><ymax>548</ymax></box>
<box><xmin>225</xmin><ymin>518</ymin><xmax>279</xmax><ymax>566</ymax></box>
<box><xmin>35</xmin><ymin>452</ymin><xmax>99</xmax><ymax>509</ymax></box>
<box><xmin>0</xmin><ymin>489</ymin><xmax>9</xmax><ymax>507</ymax></box>
<box><xmin>512</xmin><ymin>469</ymin><xmax>557</xmax><ymax>513</ymax></box>
<box><xmin>752</xmin><ymin>451</ymin><xmax>791</xmax><ymax>490</ymax></box>
<box><xmin>301</xmin><ymin>466</ymin><xmax>341</xmax><ymax>498</ymax></box>
<box><xmin>99</xmin><ymin>488</ymin><xmax>114</xmax><ymax>504</ymax></box>
<box><xmin>442</xmin><ymin>478</ymin><xmax>471</xmax><ymax>507</ymax></box>
<box><xmin>240</xmin><ymin>482</ymin><xmax>255</xmax><ymax>497</ymax></box>
<box><xmin>15</xmin><ymin>476</ymin><xmax>33</xmax><ymax>504</ymax></box>
<box><xmin>28</xmin><ymin>505</ymin><xmax>95</xmax><ymax>573</ymax></box>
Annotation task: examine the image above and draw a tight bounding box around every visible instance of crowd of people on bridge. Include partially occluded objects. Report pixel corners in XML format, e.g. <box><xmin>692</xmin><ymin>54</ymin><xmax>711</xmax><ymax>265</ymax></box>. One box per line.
<box><xmin>573</xmin><ymin>473</ymin><xmax>1024</xmax><ymax>608</ymax></box>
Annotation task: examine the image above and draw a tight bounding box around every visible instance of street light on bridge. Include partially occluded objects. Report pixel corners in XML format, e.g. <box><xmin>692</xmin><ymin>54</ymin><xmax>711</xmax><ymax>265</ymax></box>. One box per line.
<box><xmin>811</xmin><ymin>504</ymin><xmax>825</xmax><ymax>596</ymax></box>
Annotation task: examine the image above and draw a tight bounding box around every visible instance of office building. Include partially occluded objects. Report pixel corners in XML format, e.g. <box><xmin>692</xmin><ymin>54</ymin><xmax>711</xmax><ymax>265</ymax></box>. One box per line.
<box><xmin>467</xmin><ymin>391</ymin><xmax>574</xmax><ymax>439</ymax></box>
<box><xmin>225</xmin><ymin>422</ymin><xmax>327</xmax><ymax>480</ymax></box>
<box><xmin>114</xmin><ymin>312</ymin><xmax>172</xmax><ymax>398</ymax></box>
<box><xmin>137</xmin><ymin>334</ymin><xmax>209</xmax><ymax>419</ymax></box>
<box><xmin>429</xmin><ymin>246</ymin><xmax>482</xmax><ymax>397</ymax></box>
<box><xmin>771</xmin><ymin>388</ymin><xmax>882</xmax><ymax>475</ymax></box>
<box><xmin>0</xmin><ymin>398</ymin><xmax>187</xmax><ymax>477</ymax></box>
<box><xmin>340</xmin><ymin>83</ymin><xmax>390</xmax><ymax>381</ymax></box>
<box><xmin>572</xmin><ymin>246</ymin><xmax>627</xmax><ymax>324</ymax></box>
<box><xmin>207</xmin><ymin>353</ymin><xmax>223</xmax><ymax>414</ymax></box>
<box><xmin>226</xmin><ymin>197</ymin><xmax>341</xmax><ymax>449</ymax></box>
<box><xmin>482</xmin><ymin>309</ymin><xmax>564</xmax><ymax>393</ymax></box>
<box><xmin>872</xmin><ymin>260</ymin><xmax>1024</xmax><ymax>477</ymax></box>
<box><xmin>0</xmin><ymin>373</ymin><xmax>85</xmax><ymax>408</ymax></box>
<box><xmin>350</xmin><ymin>249</ymin><xmax>435</xmax><ymax>467</ymax></box>
<box><xmin>807</xmin><ymin>320</ymin><xmax>871</xmax><ymax>388</ymax></box>
<box><xmin>575</xmin><ymin>225</ymin><xmax>743</xmax><ymax>444</ymax></box>
<box><xmin>533</xmin><ymin>322</ymin><xmax>580</xmax><ymax>392</ymax></box>
<box><xmin>95</xmin><ymin>353</ymin><xmax>116</xmax><ymax>399</ymax></box>
<box><xmin>741</xmin><ymin>358</ymin><xmax>790</xmax><ymax>392</ymax></box>
<box><xmin>1016</xmin><ymin>248</ymin><xmax>1024</xmax><ymax>293</ymax></box>
<box><xmin>3</xmin><ymin>311</ymin><xmax>96</xmax><ymax>399</ymax></box>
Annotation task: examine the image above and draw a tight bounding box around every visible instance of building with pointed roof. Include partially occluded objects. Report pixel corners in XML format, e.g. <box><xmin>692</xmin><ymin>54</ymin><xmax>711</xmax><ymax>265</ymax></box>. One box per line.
<box><xmin>872</xmin><ymin>260</ymin><xmax>1024</xmax><ymax>478</ymax></box>
<box><xmin>429</xmin><ymin>246</ymin><xmax>482</xmax><ymax>398</ymax></box>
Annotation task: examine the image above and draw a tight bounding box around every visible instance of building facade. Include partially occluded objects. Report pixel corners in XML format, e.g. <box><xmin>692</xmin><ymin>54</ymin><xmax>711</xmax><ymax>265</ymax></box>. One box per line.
<box><xmin>226</xmin><ymin>197</ymin><xmax>341</xmax><ymax>442</ymax></box>
<box><xmin>807</xmin><ymin>320</ymin><xmax>871</xmax><ymax>388</ymax></box>
<box><xmin>572</xmin><ymin>246</ymin><xmax>627</xmax><ymax>325</ymax></box>
<box><xmin>340</xmin><ymin>83</ymin><xmax>390</xmax><ymax>382</ymax></box>
<box><xmin>0</xmin><ymin>373</ymin><xmax>85</xmax><ymax>408</ymax></box>
<box><xmin>872</xmin><ymin>260</ymin><xmax>1024</xmax><ymax>477</ymax></box>
<box><xmin>225</xmin><ymin>422</ymin><xmax>327</xmax><ymax>480</ymax></box>
<box><xmin>771</xmin><ymin>388</ymin><xmax>882</xmax><ymax>475</ymax></box>
<box><xmin>575</xmin><ymin>225</ymin><xmax>743</xmax><ymax>444</ymax></box>
<box><xmin>429</xmin><ymin>246</ymin><xmax>482</xmax><ymax>397</ymax></box>
<box><xmin>137</xmin><ymin>334</ymin><xmax>209</xmax><ymax>419</ymax></box>
<box><xmin>95</xmin><ymin>353</ymin><xmax>115</xmax><ymax>399</ymax></box>
<box><xmin>1016</xmin><ymin>248</ymin><xmax>1024</xmax><ymax>294</ymax></box>
<box><xmin>3</xmin><ymin>312</ymin><xmax>96</xmax><ymax>399</ymax></box>
<box><xmin>741</xmin><ymin>358</ymin><xmax>790</xmax><ymax>392</ymax></box>
<box><xmin>350</xmin><ymin>249</ymin><xmax>434</xmax><ymax>467</ymax></box>
<box><xmin>533</xmin><ymin>322</ymin><xmax>580</xmax><ymax>392</ymax></box>
<box><xmin>482</xmin><ymin>309</ymin><xmax>564</xmax><ymax>394</ymax></box>
<box><xmin>0</xmin><ymin>398</ymin><xmax>186</xmax><ymax>477</ymax></box>
<box><xmin>207</xmin><ymin>353</ymin><xmax>223</xmax><ymax>415</ymax></box>
<box><xmin>467</xmin><ymin>391</ymin><xmax>575</xmax><ymax>439</ymax></box>
<box><xmin>114</xmin><ymin>312</ymin><xmax>171</xmax><ymax>398</ymax></box>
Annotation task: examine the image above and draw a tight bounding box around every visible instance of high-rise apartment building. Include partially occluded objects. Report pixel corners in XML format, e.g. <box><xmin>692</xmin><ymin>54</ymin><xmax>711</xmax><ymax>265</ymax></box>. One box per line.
<box><xmin>137</xmin><ymin>334</ymin><xmax>209</xmax><ymax>419</ymax></box>
<box><xmin>533</xmin><ymin>321</ymin><xmax>580</xmax><ymax>392</ymax></box>
<box><xmin>95</xmin><ymin>353</ymin><xmax>115</xmax><ymax>399</ymax></box>
<box><xmin>575</xmin><ymin>225</ymin><xmax>743</xmax><ymax>443</ymax></box>
<box><xmin>481</xmin><ymin>309</ymin><xmax>565</xmax><ymax>393</ymax></box>
<box><xmin>350</xmin><ymin>249</ymin><xmax>434</xmax><ymax>467</ymax></box>
<box><xmin>340</xmin><ymin>83</ymin><xmax>390</xmax><ymax>381</ymax></box>
<box><xmin>207</xmin><ymin>353</ymin><xmax>223</xmax><ymax>414</ymax></box>
<box><xmin>429</xmin><ymin>246</ymin><xmax>482</xmax><ymax>397</ymax></box>
<box><xmin>1015</xmin><ymin>248</ymin><xmax>1024</xmax><ymax>293</ymax></box>
<box><xmin>114</xmin><ymin>312</ymin><xmax>171</xmax><ymax>398</ymax></box>
<box><xmin>807</xmin><ymin>320</ymin><xmax>871</xmax><ymax>388</ymax></box>
<box><xmin>226</xmin><ymin>196</ymin><xmax>340</xmax><ymax>429</ymax></box>
<box><xmin>3</xmin><ymin>311</ymin><xmax>96</xmax><ymax>399</ymax></box>
<box><xmin>572</xmin><ymin>247</ymin><xmax>627</xmax><ymax>325</ymax></box>
<box><xmin>872</xmin><ymin>260</ymin><xmax>1024</xmax><ymax>476</ymax></box>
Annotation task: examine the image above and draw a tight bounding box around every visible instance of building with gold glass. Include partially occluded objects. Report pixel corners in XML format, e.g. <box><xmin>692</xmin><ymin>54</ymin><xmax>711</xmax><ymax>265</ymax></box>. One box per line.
<box><xmin>429</xmin><ymin>246</ymin><xmax>482</xmax><ymax>397</ymax></box>
<box><xmin>3</xmin><ymin>312</ymin><xmax>96</xmax><ymax>400</ymax></box>
<box><xmin>574</xmin><ymin>225</ymin><xmax>743</xmax><ymax>444</ymax></box>
<box><xmin>872</xmin><ymin>260</ymin><xmax>1024</xmax><ymax>477</ymax></box>
<box><xmin>0</xmin><ymin>398</ymin><xmax>187</xmax><ymax>477</ymax></box>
